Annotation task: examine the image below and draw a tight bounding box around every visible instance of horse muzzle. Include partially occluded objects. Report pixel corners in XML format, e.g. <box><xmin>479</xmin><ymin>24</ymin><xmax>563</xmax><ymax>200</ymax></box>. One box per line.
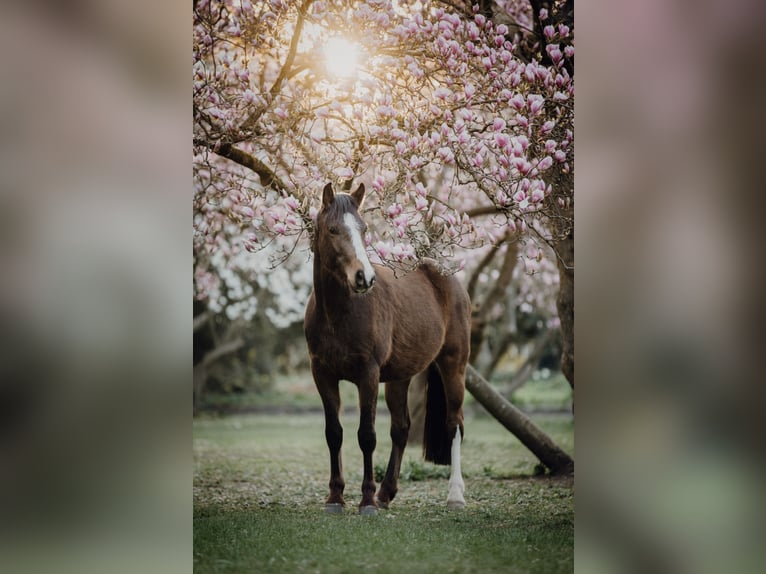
<box><xmin>353</xmin><ymin>269</ymin><xmax>376</xmax><ymax>294</ymax></box>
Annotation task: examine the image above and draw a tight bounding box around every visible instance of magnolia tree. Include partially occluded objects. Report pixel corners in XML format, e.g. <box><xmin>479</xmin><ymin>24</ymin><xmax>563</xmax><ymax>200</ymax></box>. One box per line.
<box><xmin>193</xmin><ymin>0</ymin><xmax>574</xmax><ymax>471</ymax></box>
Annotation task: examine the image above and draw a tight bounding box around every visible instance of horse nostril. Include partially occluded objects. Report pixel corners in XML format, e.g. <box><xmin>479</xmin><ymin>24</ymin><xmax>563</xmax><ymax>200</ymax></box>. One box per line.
<box><xmin>355</xmin><ymin>269</ymin><xmax>365</xmax><ymax>287</ymax></box>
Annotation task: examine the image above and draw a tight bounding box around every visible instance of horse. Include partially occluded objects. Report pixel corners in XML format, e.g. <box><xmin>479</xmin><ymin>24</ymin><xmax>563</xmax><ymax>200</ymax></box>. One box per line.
<box><xmin>304</xmin><ymin>182</ymin><xmax>471</xmax><ymax>515</ymax></box>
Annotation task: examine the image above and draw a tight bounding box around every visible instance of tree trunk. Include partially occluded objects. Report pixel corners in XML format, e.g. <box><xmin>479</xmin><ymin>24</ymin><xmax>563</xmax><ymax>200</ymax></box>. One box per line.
<box><xmin>554</xmin><ymin>219</ymin><xmax>574</xmax><ymax>390</ymax></box>
<box><xmin>193</xmin><ymin>337</ymin><xmax>245</xmax><ymax>415</ymax></box>
<box><xmin>501</xmin><ymin>328</ymin><xmax>559</xmax><ymax>397</ymax></box>
<box><xmin>465</xmin><ymin>365</ymin><xmax>574</xmax><ymax>475</ymax></box>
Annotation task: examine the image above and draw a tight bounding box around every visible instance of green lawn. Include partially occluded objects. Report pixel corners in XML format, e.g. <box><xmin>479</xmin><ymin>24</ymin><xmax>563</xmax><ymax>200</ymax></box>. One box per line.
<box><xmin>194</xmin><ymin>412</ymin><xmax>573</xmax><ymax>573</ymax></box>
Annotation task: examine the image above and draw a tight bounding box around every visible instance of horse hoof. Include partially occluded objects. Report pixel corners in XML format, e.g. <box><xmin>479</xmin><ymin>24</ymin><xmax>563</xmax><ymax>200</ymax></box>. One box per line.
<box><xmin>359</xmin><ymin>505</ymin><xmax>378</xmax><ymax>516</ymax></box>
<box><xmin>447</xmin><ymin>500</ymin><xmax>465</xmax><ymax>511</ymax></box>
<box><xmin>324</xmin><ymin>503</ymin><xmax>344</xmax><ymax>514</ymax></box>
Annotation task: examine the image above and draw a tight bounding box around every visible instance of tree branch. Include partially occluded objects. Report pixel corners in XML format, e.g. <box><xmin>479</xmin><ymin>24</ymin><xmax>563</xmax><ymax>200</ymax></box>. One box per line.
<box><xmin>195</xmin><ymin>139</ymin><xmax>287</xmax><ymax>193</ymax></box>
<box><xmin>465</xmin><ymin>365</ymin><xmax>573</xmax><ymax>475</ymax></box>
<box><xmin>200</xmin><ymin>337</ymin><xmax>245</xmax><ymax>369</ymax></box>
<box><xmin>270</xmin><ymin>0</ymin><xmax>314</xmax><ymax>100</ymax></box>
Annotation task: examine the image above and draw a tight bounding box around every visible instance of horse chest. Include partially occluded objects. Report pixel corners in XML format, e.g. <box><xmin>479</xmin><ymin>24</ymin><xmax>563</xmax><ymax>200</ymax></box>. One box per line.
<box><xmin>306</xmin><ymin>316</ymin><xmax>382</xmax><ymax>377</ymax></box>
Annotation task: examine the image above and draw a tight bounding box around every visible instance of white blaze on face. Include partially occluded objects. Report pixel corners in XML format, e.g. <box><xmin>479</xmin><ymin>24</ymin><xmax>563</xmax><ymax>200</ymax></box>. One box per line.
<box><xmin>343</xmin><ymin>212</ymin><xmax>375</xmax><ymax>285</ymax></box>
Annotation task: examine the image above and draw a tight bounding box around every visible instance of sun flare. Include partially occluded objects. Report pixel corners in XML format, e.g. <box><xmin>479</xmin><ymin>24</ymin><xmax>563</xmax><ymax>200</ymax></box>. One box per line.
<box><xmin>322</xmin><ymin>36</ymin><xmax>360</xmax><ymax>79</ymax></box>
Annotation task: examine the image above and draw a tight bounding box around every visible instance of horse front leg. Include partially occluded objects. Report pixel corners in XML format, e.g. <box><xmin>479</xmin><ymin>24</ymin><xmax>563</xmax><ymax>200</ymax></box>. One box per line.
<box><xmin>312</xmin><ymin>365</ymin><xmax>345</xmax><ymax>512</ymax></box>
<box><xmin>357</xmin><ymin>371</ymin><xmax>380</xmax><ymax>514</ymax></box>
<box><xmin>376</xmin><ymin>379</ymin><xmax>410</xmax><ymax>509</ymax></box>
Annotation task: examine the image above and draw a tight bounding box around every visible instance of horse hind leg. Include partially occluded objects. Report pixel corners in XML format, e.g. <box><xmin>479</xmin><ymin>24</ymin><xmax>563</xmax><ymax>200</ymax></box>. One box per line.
<box><xmin>435</xmin><ymin>354</ymin><xmax>467</xmax><ymax>510</ymax></box>
<box><xmin>376</xmin><ymin>379</ymin><xmax>411</xmax><ymax>509</ymax></box>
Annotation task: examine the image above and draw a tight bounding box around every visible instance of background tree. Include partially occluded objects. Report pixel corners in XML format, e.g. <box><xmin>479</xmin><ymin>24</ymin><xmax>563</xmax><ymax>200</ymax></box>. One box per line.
<box><xmin>193</xmin><ymin>0</ymin><xmax>573</xmax><ymax>473</ymax></box>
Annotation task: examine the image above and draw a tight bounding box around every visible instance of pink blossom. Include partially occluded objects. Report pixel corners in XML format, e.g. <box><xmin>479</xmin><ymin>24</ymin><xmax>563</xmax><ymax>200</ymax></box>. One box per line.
<box><xmin>554</xmin><ymin>150</ymin><xmax>567</xmax><ymax>162</ymax></box>
<box><xmin>243</xmin><ymin>89</ymin><xmax>258</xmax><ymax>104</ymax></box>
<box><xmin>474</xmin><ymin>153</ymin><xmax>484</xmax><ymax>168</ymax></box>
<box><xmin>513</xmin><ymin>189</ymin><xmax>526</xmax><ymax>203</ymax></box>
<box><xmin>415</xmin><ymin>196</ymin><xmax>428</xmax><ymax>211</ymax></box>
<box><xmin>372</xmin><ymin>176</ymin><xmax>386</xmax><ymax>193</ymax></box>
<box><xmin>335</xmin><ymin>166</ymin><xmax>354</xmax><ymax>178</ymax></box>
<box><xmin>464</xmin><ymin>83</ymin><xmax>476</xmax><ymax>99</ymax></box>
<box><xmin>545</xmin><ymin>139</ymin><xmax>557</xmax><ymax>153</ymax></box>
<box><xmin>541</xmin><ymin>120</ymin><xmax>556</xmax><ymax>133</ymax></box>
<box><xmin>510</xmin><ymin>93</ymin><xmax>525</xmax><ymax>111</ymax></box>
<box><xmin>530</xmin><ymin>187</ymin><xmax>545</xmax><ymax>203</ymax></box>
<box><xmin>434</xmin><ymin>86</ymin><xmax>452</xmax><ymax>100</ymax></box>
<box><xmin>309</xmin><ymin>206</ymin><xmax>319</xmax><ymax>220</ymax></box>
<box><xmin>538</xmin><ymin>156</ymin><xmax>554</xmax><ymax>171</ymax></box>
<box><xmin>475</xmin><ymin>14</ymin><xmax>486</xmax><ymax>27</ymax></box>
<box><xmin>493</xmin><ymin>117</ymin><xmax>506</xmax><ymax>131</ymax></box>
<box><xmin>494</xmin><ymin>133</ymin><xmax>510</xmax><ymax>149</ymax></box>
<box><xmin>273</xmin><ymin>222</ymin><xmax>286</xmax><ymax>235</ymax></box>
<box><xmin>239</xmin><ymin>206</ymin><xmax>254</xmax><ymax>218</ymax></box>
<box><xmin>374</xmin><ymin>241</ymin><xmax>390</xmax><ymax>259</ymax></box>
<box><xmin>553</xmin><ymin>91</ymin><xmax>569</xmax><ymax>102</ymax></box>
<box><xmin>387</xmin><ymin>203</ymin><xmax>402</xmax><ymax>218</ymax></box>
<box><xmin>546</xmin><ymin>44</ymin><xmax>563</xmax><ymax>64</ymax></box>
<box><xmin>395</xmin><ymin>141</ymin><xmax>406</xmax><ymax>154</ymax></box>
<box><xmin>437</xmin><ymin>147</ymin><xmax>455</xmax><ymax>163</ymax></box>
<box><xmin>415</xmin><ymin>182</ymin><xmax>428</xmax><ymax>197</ymax></box>
<box><xmin>565</xmin><ymin>45</ymin><xmax>575</xmax><ymax>59</ymax></box>
<box><xmin>544</xmin><ymin>25</ymin><xmax>555</xmax><ymax>40</ymax></box>
<box><xmin>539</xmin><ymin>8</ymin><xmax>549</xmax><ymax>20</ymax></box>
<box><xmin>284</xmin><ymin>196</ymin><xmax>300</xmax><ymax>211</ymax></box>
<box><xmin>558</xmin><ymin>24</ymin><xmax>570</xmax><ymax>38</ymax></box>
<box><xmin>410</xmin><ymin>155</ymin><xmax>425</xmax><ymax>168</ymax></box>
<box><xmin>528</xmin><ymin>95</ymin><xmax>544</xmax><ymax>115</ymax></box>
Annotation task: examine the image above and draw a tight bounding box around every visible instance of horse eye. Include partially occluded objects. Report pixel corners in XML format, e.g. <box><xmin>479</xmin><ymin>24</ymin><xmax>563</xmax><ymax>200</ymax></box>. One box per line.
<box><xmin>328</xmin><ymin>226</ymin><xmax>339</xmax><ymax>235</ymax></box>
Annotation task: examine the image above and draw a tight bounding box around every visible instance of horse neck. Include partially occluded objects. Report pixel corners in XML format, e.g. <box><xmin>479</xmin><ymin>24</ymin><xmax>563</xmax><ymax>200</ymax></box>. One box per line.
<box><xmin>312</xmin><ymin>250</ymin><xmax>355</xmax><ymax>319</ymax></box>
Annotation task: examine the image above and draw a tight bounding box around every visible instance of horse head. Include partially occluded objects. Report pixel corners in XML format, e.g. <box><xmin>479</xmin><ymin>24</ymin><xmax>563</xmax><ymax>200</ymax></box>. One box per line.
<box><xmin>315</xmin><ymin>182</ymin><xmax>376</xmax><ymax>294</ymax></box>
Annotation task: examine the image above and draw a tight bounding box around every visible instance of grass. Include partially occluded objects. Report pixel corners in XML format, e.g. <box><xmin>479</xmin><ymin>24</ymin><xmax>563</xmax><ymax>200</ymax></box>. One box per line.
<box><xmin>201</xmin><ymin>370</ymin><xmax>574</xmax><ymax>415</ymax></box>
<box><xmin>194</xmin><ymin>411</ymin><xmax>573</xmax><ymax>573</ymax></box>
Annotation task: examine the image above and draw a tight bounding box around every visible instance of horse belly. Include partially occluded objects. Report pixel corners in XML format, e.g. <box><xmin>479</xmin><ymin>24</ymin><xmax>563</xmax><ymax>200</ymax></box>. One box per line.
<box><xmin>379</xmin><ymin>322</ymin><xmax>445</xmax><ymax>382</ymax></box>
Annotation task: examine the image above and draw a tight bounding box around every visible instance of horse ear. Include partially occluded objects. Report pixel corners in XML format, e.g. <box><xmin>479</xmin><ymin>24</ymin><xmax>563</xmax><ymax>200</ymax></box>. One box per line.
<box><xmin>322</xmin><ymin>182</ymin><xmax>334</xmax><ymax>208</ymax></box>
<box><xmin>351</xmin><ymin>183</ymin><xmax>366</xmax><ymax>207</ymax></box>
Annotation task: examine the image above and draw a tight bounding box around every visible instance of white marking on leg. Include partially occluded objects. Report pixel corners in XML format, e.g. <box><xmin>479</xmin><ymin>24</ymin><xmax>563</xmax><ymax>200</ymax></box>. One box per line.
<box><xmin>447</xmin><ymin>427</ymin><xmax>465</xmax><ymax>509</ymax></box>
<box><xmin>343</xmin><ymin>212</ymin><xmax>375</xmax><ymax>285</ymax></box>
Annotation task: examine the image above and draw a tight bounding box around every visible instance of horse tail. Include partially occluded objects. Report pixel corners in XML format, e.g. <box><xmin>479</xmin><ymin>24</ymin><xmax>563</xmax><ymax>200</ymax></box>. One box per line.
<box><xmin>423</xmin><ymin>363</ymin><xmax>451</xmax><ymax>465</ymax></box>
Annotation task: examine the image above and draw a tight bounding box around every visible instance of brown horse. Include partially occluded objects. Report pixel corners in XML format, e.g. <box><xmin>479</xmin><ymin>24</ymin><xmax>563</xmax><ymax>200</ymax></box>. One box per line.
<box><xmin>304</xmin><ymin>182</ymin><xmax>471</xmax><ymax>515</ymax></box>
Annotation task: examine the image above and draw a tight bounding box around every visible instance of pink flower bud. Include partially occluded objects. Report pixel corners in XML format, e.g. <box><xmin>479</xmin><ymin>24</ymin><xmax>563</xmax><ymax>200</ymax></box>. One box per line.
<box><xmin>387</xmin><ymin>204</ymin><xmax>402</xmax><ymax>218</ymax></box>
<box><xmin>544</xmin><ymin>25</ymin><xmax>555</xmax><ymax>40</ymax></box>
<box><xmin>285</xmin><ymin>196</ymin><xmax>300</xmax><ymax>211</ymax></box>
<box><xmin>493</xmin><ymin>117</ymin><xmax>506</xmax><ymax>131</ymax></box>
<box><xmin>554</xmin><ymin>150</ymin><xmax>567</xmax><ymax>162</ymax></box>
<box><xmin>372</xmin><ymin>176</ymin><xmax>386</xmax><ymax>193</ymax></box>
<box><xmin>545</xmin><ymin>139</ymin><xmax>557</xmax><ymax>153</ymax></box>
<box><xmin>415</xmin><ymin>196</ymin><xmax>428</xmax><ymax>211</ymax></box>
<box><xmin>541</xmin><ymin>120</ymin><xmax>555</xmax><ymax>133</ymax></box>
<box><xmin>538</xmin><ymin>156</ymin><xmax>553</xmax><ymax>171</ymax></box>
<box><xmin>539</xmin><ymin>8</ymin><xmax>548</xmax><ymax>20</ymax></box>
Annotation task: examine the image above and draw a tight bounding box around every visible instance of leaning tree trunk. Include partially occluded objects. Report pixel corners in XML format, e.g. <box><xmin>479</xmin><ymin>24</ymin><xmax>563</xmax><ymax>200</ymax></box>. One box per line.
<box><xmin>465</xmin><ymin>365</ymin><xmax>574</xmax><ymax>475</ymax></box>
